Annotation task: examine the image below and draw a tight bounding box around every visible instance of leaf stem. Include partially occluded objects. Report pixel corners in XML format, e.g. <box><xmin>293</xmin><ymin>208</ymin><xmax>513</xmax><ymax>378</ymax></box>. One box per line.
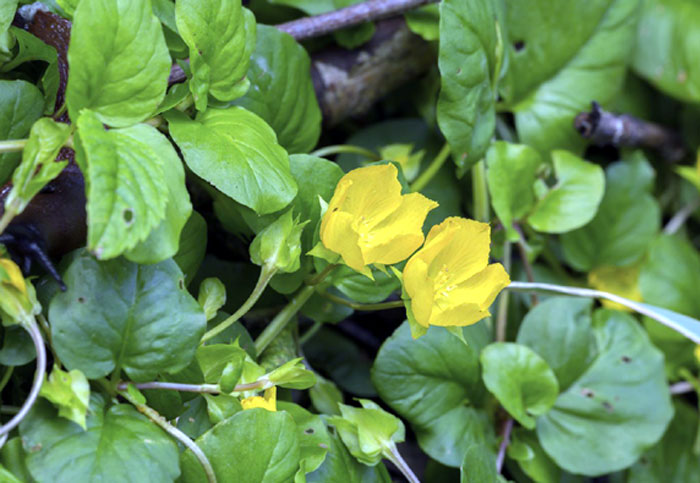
<box><xmin>0</xmin><ymin>367</ymin><xmax>14</xmax><ymax>393</ymax></box>
<box><xmin>0</xmin><ymin>318</ymin><xmax>46</xmax><ymax>437</ymax></box>
<box><xmin>254</xmin><ymin>284</ymin><xmax>316</xmax><ymax>355</ymax></box>
<box><xmin>306</xmin><ymin>263</ymin><xmax>338</xmax><ymax>286</ymax></box>
<box><xmin>201</xmin><ymin>265</ymin><xmax>277</xmax><ymax>344</ymax></box>
<box><xmin>0</xmin><ymin>207</ymin><xmax>17</xmax><ymax>235</ymax></box>
<box><xmin>299</xmin><ymin>321</ymin><xmax>323</xmax><ymax>345</ymax></box>
<box><xmin>496</xmin><ymin>418</ymin><xmax>514</xmax><ymax>473</ymax></box>
<box><xmin>115</xmin><ymin>380</ymin><xmax>264</xmax><ymax>394</ymax></box>
<box><xmin>495</xmin><ymin>241</ymin><xmax>512</xmax><ymax>342</ymax></box>
<box><xmin>471</xmin><ymin>160</ymin><xmax>490</xmax><ymax>222</ymax></box>
<box><xmin>319</xmin><ymin>290</ymin><xmax>404</xmax><ymax>311</ymax></box>
<box><xmin>0</xmin><ymin>139</ymin><xmax>27</xmax><ymax>154</ymax></box>
<box><xmin>386</xmin><ymin>444</ymin><xmax>420</xmax><ymax>483</ymax></box>
<box><xmin>410</xmin><ymin>143</ymin><xmax>450</xmax><ymax>192</ymax></box>
<box><xmin>119</xmin><ymin>389</ymin><xmax>217</xmax><ymax>483</ymax></box>
<box><xmin>310</xmin><ymin>144</ymin><xmax>379</xmax><ymax>160</ymax></box>
<box><xmin>663</xmin><ymin>197</ymin><xmax>700</xmax><ymax>235</ymax></box>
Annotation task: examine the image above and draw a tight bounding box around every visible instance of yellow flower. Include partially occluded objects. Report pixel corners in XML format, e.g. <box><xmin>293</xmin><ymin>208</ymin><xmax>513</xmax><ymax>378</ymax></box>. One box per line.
<box><xmin>0</xmin><ymin>257</ymin><xmax>27</xmax><ymax>295</ymax></box>
<box><xmin>588</xmin><ymin>264</ymin><xmax>642</xmax><ymax>312</ymax></box>
<box><xmin>320</xmin><ymin>164</ymin><xmax>438</xmax><ymax>276</ymax></box>
<box><xmin>402</xmin><ymin>217</ymin><xmax>510</xmax><ymax>328</ymax></box>
<box><xmin>241</xmin><ymin>386</ymin><xmax>276</xmax><ymax>412</ymax></box>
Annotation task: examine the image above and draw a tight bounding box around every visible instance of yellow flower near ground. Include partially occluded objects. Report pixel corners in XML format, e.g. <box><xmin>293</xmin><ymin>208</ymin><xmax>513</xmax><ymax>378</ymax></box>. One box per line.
<box><xmin>241</xmin><ymin>386</ymin><xmax>277</xmax><ymax>412</ymax></box>
<box><xmin>588</xmin><ymin>264</ymin><xmax>642</xmax><ymax>312</ymax></box>
<box><xmin>320</xmin><ymin>164</ymin><xmax>438</xmax><ymax>276</ymax></box>
<box><xmin>402</xmin><ymin>217</ymin><xmax>510</xmax><ymax>328</ymax></box>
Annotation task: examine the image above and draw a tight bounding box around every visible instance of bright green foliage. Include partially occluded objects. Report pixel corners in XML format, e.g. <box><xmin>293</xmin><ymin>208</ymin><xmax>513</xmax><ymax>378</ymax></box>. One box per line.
<box><xmin>198</xmin><ymin>278</ymin><xmax>227</xmax><ymax>322</ymax></box>
<box><xmin>307</xmin><ymin>432</ymin><xmax>391</xmax><ymax>482</ymax></box>
<box><xmin>527</xmin><ymin>150</ymin><xmax>605</xmax><ymax>233</ymax></box>
<box><xmin>561</xmin><ymin>153</ymin><xmax>660</xmax><ymax>271</ymax></box>
<box><xmin>20</xmin><ymin>396</ymin><xmax>180</xmax><ymax>482</ymax></box>
<box><xmin>633</xmin><ymin>0</ymin><xmax>700</xmax><ymax>103</ymax></box>
<box><xmin>277</xmin><ymin>402</ymin><xmax>331</xmax><ymax>475</ymax></box>
<box><xmin>166</xmin><ymin>107</ymin><xmax>297</xmax><ymax>215</ymax></box>
<box><xmin>503</xmin><ymin>0</ymin><xmax>640</xmax><ymax>153</ymax></box>
<box><xmin>66</xmin><ymin>0</ymin><xmax>171</xmax><ymax>127</ymax></box>
<box><xmin>0</xmin><ymin>80</ymin><xmax>44</xmax><ymax>183</ymax></box>
<box><xmin>38</xmin><ymin>365</ymin><xmax>90</xmax><ymax>429</ymax></box>
<box><xmin>76</xmin><ymin>110</ymin><xmax>170</xmax><ymax>259</ymax></box>
<box><xmin>176</xmin><ymin>0</ymin><xmax>256</xmax><ymax>110</ymax></box>
<box><xmin>49</xmin><ymin>252</ymin><xmax>206</xmax><ymax>381</ymax></box>
<box><xmin>481</xmin><ymin>343</ymin><xmax>559</xmax><ymax>429</ymax></box>
<box><xmin>249</xmin><ymin>210</ymin><xmax>307</xmax><ymax>273</ymax></box>
<box><xmin>437</xmin><ymin>0</ymin><xmax>505</xmax><ymax>174</ymax></box>
<box><xmin>4</xmin><ymin>118</ymin><xmax>70</xmax><ymax>215</ymax></box>
<box><xmin>180</xmin><ymin>409</ymin><xmax>300</xmax><ymax>483</ymax></box>
<box><xmin>235</xmin><ymin>25</ymin><xmax>321</xmax><ymax>154</ymax></box>
<box><xmin>461</xmin><ymin>444</ymin><xmax>500</xmax><ymax>483</ymax></box>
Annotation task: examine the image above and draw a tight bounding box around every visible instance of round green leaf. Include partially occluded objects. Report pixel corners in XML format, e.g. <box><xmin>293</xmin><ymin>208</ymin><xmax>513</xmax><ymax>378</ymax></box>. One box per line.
<box><xmin>76</xmin><ymin>110</ymin><xmax>170</xmax><ymax>259</ymax></box>
<box><xmin>174</xmin><ymin>211</ymin><xmax>208</xmax><ymax>286</ymax></box>
<box><xmin>536</xmin><ymin>309</ymin><xmax>673</xmax><ymax>476</ymax></box>
<box><xmin>0</xmin><ymin>80</ymin><xmax>44</xmax><ymax>183</ymax></box>
<box><xmin>307</xmin><ymin>432</ymin><xmax>391</xmax><ymax>483</ymax></box>
<box><xmin>180</xmin><ymin>409</ymin><xmax>300</xmax><ymax>483</ymax></box>
<box><xmin>516</xmin><ymin>297</ymin><xmax>597</xmax><ymax>390</ymax></box>
<box><xmin>166</xmin><ymin>107</ymin><xmax>297</xmax><ymax>215</ymax></box>
<box><xmin>561</xmin><ymin>154</ymin><xmax>660</xmax><ymax>271</ymax></box>
<box><xmin>20</xmin><ymin>396</ymin><xmax>179</xmax><ymax>482</ymax></box>
<box><xmin>485</xmin><ymin>141</ymin><xmax>543</xmax><ymax>241</ymax></box>
<box><xmin>371</xmin><ymin>322</ymin><xmax>489</xmax><ymax>467</ymax></box>
<box><xmin>278</xmin><ymin>401</ymin><xmax>331</xmax><ymax>474</ymax></box>
<box><xmin>527</xmin><ymin>150</ymin><xmax>605</xmax><ymax>234</ymax></box>
<box><xmin>437</xmin><ymin>0</ymin><xmax>505</xmax><ymax>173</ymax></box>
<box><xmin>480</xmin><ymin>343</ymin><xmax>559</xmax><ymax>429</ymax></box>
<box><xmin>503</xmin><ymin>0</ymin><xmax>639</xmax><ymax>153</ymax></box>
<box><xmin>66</xmin><ymin>0</ymin><xmax>170</xmax><ymax>127</ymax></box>
<box><xmin>49</xmin><ymin>252</ymin><xmax>206</xmax><ymax>381</ymax></box>
<box><xmin>234</xmin><ymin>25</ymin><xmax>321</xmax><ymax>154</ymax></box>
<box><xmin>633</xmin><ymin>0</ymin><xmax>700</xmax><ymax>103</ymax></box>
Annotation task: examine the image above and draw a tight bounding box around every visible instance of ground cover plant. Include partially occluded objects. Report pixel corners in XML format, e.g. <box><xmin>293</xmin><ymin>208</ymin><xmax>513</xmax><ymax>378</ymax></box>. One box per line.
<box><xmin>0</xmin><ymin>0</ymin><xmax>699</xmax><ymax>481</ymax></box>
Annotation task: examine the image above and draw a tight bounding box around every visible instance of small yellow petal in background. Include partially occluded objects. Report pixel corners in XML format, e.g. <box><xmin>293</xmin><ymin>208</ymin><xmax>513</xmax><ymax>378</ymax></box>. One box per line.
<box><xmin>241</xmin><ymin>386</ymin><xmax>277</xmax><ymax>412</ymax></box>
<box><xmin>0</xmin><ymin>258</ymin><xmax>27</xmax><ymax>295</ymax></box>
<box><xmin>588</xmin><ymin>265</ymin><xmax>642</xmax><ymax>312</ymax></box>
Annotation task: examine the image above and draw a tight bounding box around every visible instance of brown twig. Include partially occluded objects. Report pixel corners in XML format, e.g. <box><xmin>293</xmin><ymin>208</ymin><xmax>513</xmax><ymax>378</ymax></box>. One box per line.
<box><xmin>574</xmin><ymin>101</ymin><xmax>686</xmax><ymax>162</ymax></box>
<box><xmin>277</xmin><ymin>0</ymin><xmax>438</xmax><ymax>40</ymax></box>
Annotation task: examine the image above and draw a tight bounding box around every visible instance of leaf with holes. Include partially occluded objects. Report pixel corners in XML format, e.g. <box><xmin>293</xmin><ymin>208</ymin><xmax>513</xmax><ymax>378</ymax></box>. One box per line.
<box><xmin>76</xmin><ymin>110</ymin><xmax>169</xmax><ymax>259</ymax></box>
<box><xmin>49</xmin><ymin>251</ymin><xmax>206</xmax><ymax>381</ymax></box>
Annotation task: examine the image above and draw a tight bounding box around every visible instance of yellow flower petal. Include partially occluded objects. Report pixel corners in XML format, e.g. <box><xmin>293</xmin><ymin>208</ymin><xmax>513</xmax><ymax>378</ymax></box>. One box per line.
<box><xmin>403</xmin><ymin>218</ymin><xmax>510</xmax><ymax>329</ymax></box>
<box><xmin>0</xmin><ymin>258</ymin><xmax>26</xmax><ymax>294</ymax></box>
<box><xmin>320</xmin><ymin>164</ymin><xmax>438</xmax><ymax>274</ymax></box>
<box><xmin>241</xmin><ymin>386</ymin><xmax>277</xmax><ymax>412</ymax></box>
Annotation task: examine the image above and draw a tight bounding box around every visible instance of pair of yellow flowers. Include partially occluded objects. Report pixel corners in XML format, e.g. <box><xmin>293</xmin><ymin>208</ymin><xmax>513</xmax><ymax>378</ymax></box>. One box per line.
<box><xmin>320</xmin><ymin>164</ymin><xmax>510</xmax><ymax>330</ymax></box>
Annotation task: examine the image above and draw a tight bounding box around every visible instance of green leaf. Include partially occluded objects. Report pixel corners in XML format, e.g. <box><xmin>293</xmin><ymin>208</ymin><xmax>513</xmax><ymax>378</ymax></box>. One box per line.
<box><xmin>176</xmin><ymin>0</ymin><xmax>256</xmax><ymax>109</ymax></box>
<box><xmin>480</xmin><ymin>343</ymin><xmax>559</xmax><ymax>429</ymax></box>
<box><xmin>278</xmin><ymin>401</ymin><xmax>331</xmax><ymax>474</ymax></box>
<box><xmin>503</xmin><ymin>0</ymin><xmax>640</xmax><ymax>153</ymax></box>
<box><xmin>527</xmin><ymin>150</ymin><xmax>605</xmax><ymax>234</ymax></box>
<box><xmin>66</xmin><ymin>0</ymin><xmax>171</xmax><ymax>127</ymax></box>
<box><xmin>0</xmin><ymin>1</ymin><xmax>17</xmax><ymax>41</ymax></box>
<box><xmin>628</xmin><ymin>401</ymin><xmax>700</xmax><ymax>482</ymax></box>
<box><xmin>633</xmin><ymin>0</ymin><xmax>700</xmax><ymax>103</ymax></box>
<box><xmin>640</xmin><ymin>235</ymin><xmax>700</xmax><ymax>319</ymax></box>
<box><xmin>485</xmin><ymin>141</ymin><xmax>543</xmax><ymax>241</ymax></box>
<box><xmin>437</xmin><ymin>0</ymin><xmax>505</xmax><ymax>173</ymax></box>
<box><xmin>39</xmin><ymin>365</ymin><xmax>90</xmax><ymax>429</ymax></box>
<box><xmin>330</xmin><ymin>265</ymin><xmax>400</xmax><ymax>304</ymax></box>
<box><xmin>0</xmin><ymin>80</ymin><xmax>44</xmax><ymax>183</ymax></box>
<box><xmin>371</xmin><ymin>322</ymin><xmax>489</xmax><ymax>467</ymax></box>
<box><xmin>198</xmin><ymin>278</ymin><xmax>227</xmax><ymax>322</ymax></box>
<box><xmin>536</xmin><ymin>309</ymin><xmax>673</xmax><ymax>476</ymax></box>
<box><xmin>20</xmin><ymin>396</ymin><xmax>180</xmax><ymax>482</ymax></box>
<box><xmin>250</xmin><ymin>210</ymin><xmax>307</xmax><ymax>273</ymax></box>
<box><xmin>0</xmin><ymin>325</ymin><xmax>36</xmax><ymax>366</ymax></box>
<box><xmin>266</xmin><ymin>358</ymin><xmax>316</xmax><ymax>390</ymax></box>
<box><xmin>196</xmin><ymin>344</ymin><xmax>246</xmax><ymax>386</ymax></box>
<box><xmin>181</xmin><ymin>409</ymin><xmax>300</xmax><ymax>483</ymax></box>
<box><xmin>561</xmin><ymin>154</ymin><xmax>660</xmax><ymax>271</ymax></box>
<box><xmin>309</xmin><ymin>374</ymin><xmax>343</xmax><ymax>415</ymax></box>
<box><xmin>405</xmin><ymin>4</ymin><xmax>440</xmax><ymax>42</ymax></box>
<box><xmin>4</xmin><ymin>118</ymin><xmax>70</xmax><ymax>215</ymax></box>
<box><xmin>76</xmin><ymin>110</ymin><xmax>170</xmax><ymax>259</ymax></box>
<box><xmin>516</xmin><ymin>297</ymin><xmax>597</xmax><ymax>390</ymax></box>
<box><xmin>507</xmin><ymin>428</ymin><xmax>563</xmax><ymax>483</ymax></box>
<box><xmin>307</xmin><ymin>432</ymin><xmax>391</xmax><ymax>483</ymax></box>
<box><xmin>0</xmin><ymin>437</ymin><xmax>33</xmax><ymax>483</ymax></box>
<box><xmin>124</xmin><ymin>123</ymin><xmax>192</xmax><ymax>264</ymax></box>
<box><xmin>234</xmin><ymin>24</ymin><xmax>321</xmax><ymax>154</ymax></box>
<box><xmin>174</xmin><ymin>211</ymin><xmax>208</xmax><ymax>285</ymax></box>
<box><xmin>460</xmin><ymin>444</ymin><xmax>499</xmax><ymax>483</ymax></box>
<box><xmin>166</xmin><ymin>107</ymin><xmax>297</xmax><ymax>215</ymax></box>
<box><xmin>49</xmin><ymin>252</ymin><xmax>206</xmax><ymax>381</ymax></box>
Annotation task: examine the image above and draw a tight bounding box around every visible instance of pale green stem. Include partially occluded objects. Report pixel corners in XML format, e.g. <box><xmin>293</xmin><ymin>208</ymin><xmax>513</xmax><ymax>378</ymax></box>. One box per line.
<box><xmin>120</xmin><ymin>389</ymin><xmax>217</xmax><ymax>483</ymax></box>
<box><xmin>471</xmin><ymin>160</ymin><xmax>490</xmax><ymax>222</ymax></box>
<box><xmin>310</xmin><ymin>144</ymin><xmax>379</xmax><ymax>160</ymax></box>
<box><xmin>495</xmin><ymin>241</ymin><xmax>512</xmax><ymax>342</ymax></box>
<box><xmin>254</xmin><ymin>284</ymin><xmax>315</xmax><ymax>355</ymax></box>
<box><xmin>410</xmin><ymin>143</ymin><xmax>451</xmax><ymax>192</ymax></box>
<box><xmin>0</xmin><ymin>207</ymin><xmax>17</xmax><ymax>235</ymax></box>
<box><xmin>0</xmin><ymin>367</ymin><xmax>13</xmax><ymax>393</ymax></box>
<box><xmin>116</xmin><ymin>380</ymin><xmax>264</xmax><ymax>394</ymax></box>
<box><xmin>201</xmin><ymin>265</ymin><xmax>277</xmax><ymax>344</ymax></box>
<box><xmin>299</xmin><ymin>321</ymin><xmax>322</xmax><ymax>345</ymax></box>
<box><xmin>386</xmin><ymin>444</ymin><xmax>420</xmax><ymax>483</ymax></box>
<box><xmin>320</xmin><ymin>290</ymin><xmax>404</xmax><ymax>311</ymax></box>
<box><xmin>0</xmin><ymin>139</ymin><xmax>27</xmax><ymax>154</ymax></box>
